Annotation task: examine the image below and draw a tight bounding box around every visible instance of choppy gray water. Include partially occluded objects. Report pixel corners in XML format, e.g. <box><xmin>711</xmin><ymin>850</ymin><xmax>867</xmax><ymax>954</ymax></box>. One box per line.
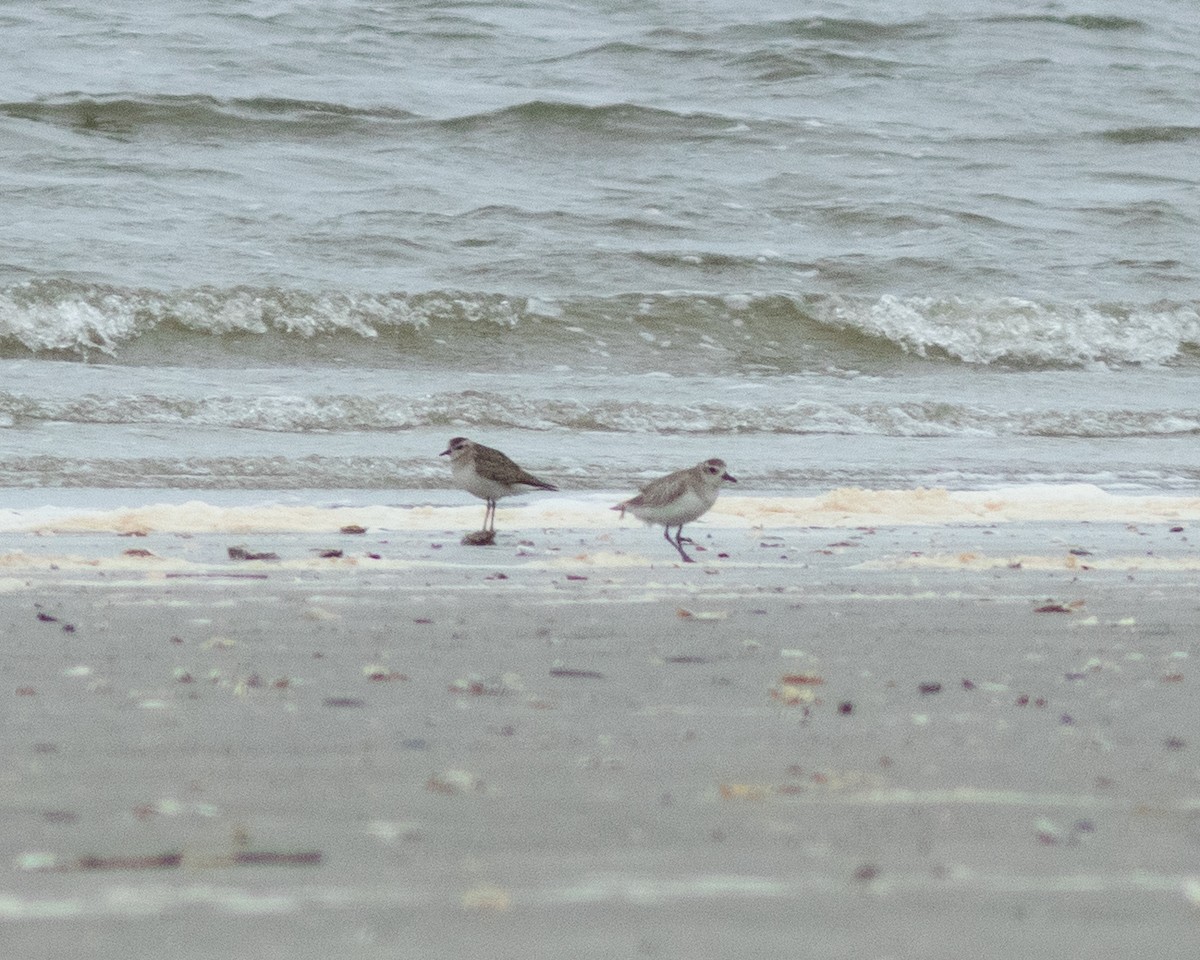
<box><xmin>1</xmin><ymin>1</ymin><xmax>1198</xmax><ymax>494</ymax></box>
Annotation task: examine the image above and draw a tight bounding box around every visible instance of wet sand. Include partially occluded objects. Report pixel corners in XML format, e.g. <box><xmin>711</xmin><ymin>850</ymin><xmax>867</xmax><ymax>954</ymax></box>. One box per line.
<box><xmin>2</xmin><ymin>495</ymin><xmax>1198</xmax><ymax>959</ymax></box>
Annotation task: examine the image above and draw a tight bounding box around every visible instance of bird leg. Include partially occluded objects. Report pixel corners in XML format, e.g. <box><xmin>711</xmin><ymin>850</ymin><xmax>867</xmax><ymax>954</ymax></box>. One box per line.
<box><xmin>463</xmin><ymin>500</ymin><xmax>497</xmax><ymax>546</ymax></box>
<box><xmin>665</xmin><ymin>525</ymin><xmax>695</xmax><ymax>563</ymax></box>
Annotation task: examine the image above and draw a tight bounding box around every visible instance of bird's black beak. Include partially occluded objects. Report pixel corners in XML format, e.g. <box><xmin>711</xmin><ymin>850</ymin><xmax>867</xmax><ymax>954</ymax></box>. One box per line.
<box><xmin>439</xmin><ymin>448</ymin><xmax>451</xmax><ymax>457</ymax></box>
<box><xmin>723</xmin><ymin>473</ymin><xmax>737</xmax><ymax>483</ymax></box>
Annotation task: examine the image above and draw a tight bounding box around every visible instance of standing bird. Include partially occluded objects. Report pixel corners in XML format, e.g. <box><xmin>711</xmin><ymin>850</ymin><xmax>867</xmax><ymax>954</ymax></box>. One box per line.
<box><xmin>613</xmin><ymin>458</ymin><xmax>737</xmax><ymax>563</ymax></box>
<box><xmin>440</xmin><ymin>437</ymin><xmax>558</xmax><ymax>540</ymax></box>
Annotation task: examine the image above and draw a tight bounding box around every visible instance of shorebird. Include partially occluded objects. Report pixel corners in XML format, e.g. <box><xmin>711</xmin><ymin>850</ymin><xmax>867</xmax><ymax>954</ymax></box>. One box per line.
<box><xmin>440</xmin><ymin>437</ymin><xmax>558</xmax><ymax>539</ymax></box>
<box><xmin>613</xmin><ymin>458</ymin><xmax>737</xmax><ymax>563</ymax></box>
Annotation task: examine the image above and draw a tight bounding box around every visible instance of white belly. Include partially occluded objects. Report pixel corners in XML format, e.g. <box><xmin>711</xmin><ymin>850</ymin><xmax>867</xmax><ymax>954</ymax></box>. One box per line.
<box><xmin>628</xmin><ymin>488</ymin><xmax>716</xmax><ymax>527</ymax></box>
<box><xmin>453</xmin><ymin>462</ymin><xmax>517</xmax><ymax>501</ymax></box>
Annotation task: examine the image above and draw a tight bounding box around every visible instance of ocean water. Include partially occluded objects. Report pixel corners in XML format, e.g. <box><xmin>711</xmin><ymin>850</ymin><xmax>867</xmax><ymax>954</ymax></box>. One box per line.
<box><xmin>2</xmin><ymin>0</ymin><xmax>1198</xmax><ymax>501</ymax></box>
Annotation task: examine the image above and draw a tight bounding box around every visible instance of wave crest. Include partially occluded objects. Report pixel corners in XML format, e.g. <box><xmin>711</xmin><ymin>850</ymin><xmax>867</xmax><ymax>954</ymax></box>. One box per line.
<box><xmin>1</xmin><ymin>94</ymin><xmax>414</xmax><ymax>139</ymax></box>
<box><xmin>2</xmin><ymin>281</ymin><xmax>1197</xmax><ymax>370</ymax></box>
<box><xmin>814</xmin><ymin>295</ymin><xmax>1200</xmax><ymax>367</ymax></box>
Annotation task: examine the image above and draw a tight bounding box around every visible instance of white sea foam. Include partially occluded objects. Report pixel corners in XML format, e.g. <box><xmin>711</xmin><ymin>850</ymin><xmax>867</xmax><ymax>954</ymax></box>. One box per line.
<box><xmin>2</xmin><ymin>487</ymin><xmax>1197</xmax><ymax>536</ymax></box>
<box><xmin>820</xmin><ymin>296</ymin><xmax>1200</xmax><ymax>366</ymax></box>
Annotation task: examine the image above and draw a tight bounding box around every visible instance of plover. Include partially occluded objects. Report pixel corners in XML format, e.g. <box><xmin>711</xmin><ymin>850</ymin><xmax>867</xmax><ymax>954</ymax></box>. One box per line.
<box><xmin>613</xmin><ymin>458</ymin><xmax>737</xmax><ymax>563</ymax></box>
<box><xmin>440</xmin><ymin>437</ymin><xmax>558</xmax><ymax>538</ymax></box>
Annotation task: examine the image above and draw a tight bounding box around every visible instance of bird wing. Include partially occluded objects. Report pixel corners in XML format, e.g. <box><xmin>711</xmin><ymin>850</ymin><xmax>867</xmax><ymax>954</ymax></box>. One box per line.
<box><xmin>475</xmin><ymin>444</ymin><xmax>558</xmax><ymax>491</ymax></box>
<box><xmin>623</xmin><ymin>467</ymin><xmax>692</xmax><ymax>509</ymax></box>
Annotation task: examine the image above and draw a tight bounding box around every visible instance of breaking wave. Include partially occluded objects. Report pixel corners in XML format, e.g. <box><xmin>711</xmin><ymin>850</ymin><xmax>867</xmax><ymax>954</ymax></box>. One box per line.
<box><xmin>2</xmin><ymin>388</ymin><xmax>1197</xmax><ymax>440</ymax></box>
<box><xmin>2</xmin><ymin>282</ymin><xmax>1198</xmax><ymax>371</ymax></box>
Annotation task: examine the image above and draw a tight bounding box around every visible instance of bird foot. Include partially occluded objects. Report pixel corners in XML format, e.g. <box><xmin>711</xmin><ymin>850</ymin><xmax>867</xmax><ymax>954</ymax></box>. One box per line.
<box><xmin>461</xmin><ymin>529</ymin><xmax>496</xmax><ymax>546</ymax></box>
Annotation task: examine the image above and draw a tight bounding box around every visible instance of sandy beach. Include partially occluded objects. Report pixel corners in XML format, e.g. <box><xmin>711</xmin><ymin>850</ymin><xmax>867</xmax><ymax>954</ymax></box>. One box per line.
<box><xmin>7</xmin><ymin>2</ymin><xmax>1200</xmax><ymax>956</ymax></box>
<box><xmin>2</xmin><ymin>489</ymin><xmax>1198</xmax><ymax>958</ymax></box>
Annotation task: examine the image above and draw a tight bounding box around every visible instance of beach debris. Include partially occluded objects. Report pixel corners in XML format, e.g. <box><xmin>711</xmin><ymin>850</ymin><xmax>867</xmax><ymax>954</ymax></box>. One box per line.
<box><xmin>426</xmin><ymin>769</ymin><xmax>484</xmax><ymax>795</ymax></box>
<box><xmin>770</xmin><ymin>684</ymin><xmax>814</xmax><ymax>707</ymax></box>
<box><xmin>1034</xmin><ymin>818</ymin><xmax>1096</xmax><ymax>847</ymax></box>
<box><xmin>35</xmin><ymin>609</ymin><xmax>75</xmax><ymax>631</ymax></box>
<box><xmin>770</xmin><ymin>674</ymin><xmax>823</xmax><ymax>706</ymax></box>
<box><xmin>663</xmin><ymin>655</ymin><xmax>709</xmax><ymax>664</ymax></box>
<box><xmin>1034</xmin><ymin>600</ymin><xmax>1084</xmax><ymax>613</ymax></box>
<box><xmin>231</xmin><ymin>851</ymin><xmax>323</xmax><ymax>867</ymax></box>
<box><xmin>549</xmin><ymin>667</ymin><xmax>604</xmax><ymax>680</ymax></box>
<box><xmin>18</xmin><ymin>848</ymin><xmax>322</xmax><ymax>872</ymax></box>
<box><xmin>315</xmin><ymin>548</ymin><xmax>343</xmax><ymax>558</ymax></box>
<box><xmin>132</xmin><ymin>798</ymin><xmax>219</xmax><ymax>820</ymax></box>
<box><xmin>484</xmin><ymin>571</ymin><xmax>508</xmax><ymax>580</ymax></box>
<box><xmin>340</xmin><ymin>524</ymin><xmax>368</xmax><ymax>535</ymax></box>
<box><xmin>719</xmin><ymin>783</ymin><xmax>771</xmax><ymax>801</ymax></box>
<box><xmin>918</xmin><ymin>681</ymin><xmax>942</xmax><ymax>695</ymax></box>
<box><xmin>449</xmin><ymin>674</ymin><xmax>512</xmax><ymax>695</ymax></box>
<box><xmin>16</xmin><ymin>686</ymin><xmax>36</xmax><ymax>697</ymax></box>
<box><xmin>122</xmin><ymin>548</ymin><xmax>155</xmax><ymax>558</ymax></box>
<box><xmin>838</xmin><ymin>701</ymin><xmax>853</xmax><ymax>714</ymax></box>
<box><xmin>322</xmin><ymin>696</ymin><xmax>366</xmax><ymax>708</ymax></box>
<box><xmin>566</xmin><ymin>574</ymin><xmax>588</xmax><ymax>581</ymax></box>
<box><xmin>80</xmin><ymin>853</ymin><xmax>183</xmax><ymax>870</ymax></box>
<box><xmin>462</xmin><ymin>530</ymin><xmax>496</xmax><ymax>546</ymax></box>
<box><xmin>1015</xmin><ymin>694</ymin><xmax>1048</xmax><ymax>708</ymax></box>
<box><xmin>364</xmin><ymin>664</ymin><xmax>409</xmax><ymax>682</ymax></box>
<box><xmin>853</xmin><ymin>864</ymin><xmax>880</xmax><ymax>883</ymax></box>
<box><xmin>676</xmin><ymin>608</ymin><xmax>728</xmax><ymax>621</ymax></box>
<box><xmin>227</xmin><ymin>546</ymin><xmax>279</xmax><ymax>561</ymax></box>
<box><xmin>781</xmin><ymin>672</ymin><xmax>824</xmax><ymax>685</ymax></box>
